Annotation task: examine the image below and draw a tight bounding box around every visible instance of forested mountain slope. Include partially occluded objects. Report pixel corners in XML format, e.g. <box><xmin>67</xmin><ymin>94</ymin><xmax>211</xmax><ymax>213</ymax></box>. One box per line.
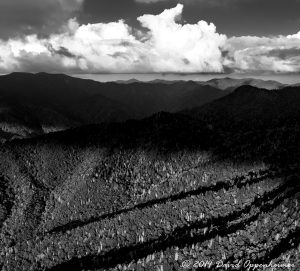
<box><xmin>0</xmin><ymin>85</ymin><xmax>299</xmax><ymax>270</ymax></box>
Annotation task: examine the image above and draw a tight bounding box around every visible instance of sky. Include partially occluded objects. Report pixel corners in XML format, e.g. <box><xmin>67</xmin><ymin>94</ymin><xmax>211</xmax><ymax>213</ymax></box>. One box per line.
<box><xmin>0</xmin><ymin>0</ymin><xmax>300</xmax><ymax>75</ymax></box>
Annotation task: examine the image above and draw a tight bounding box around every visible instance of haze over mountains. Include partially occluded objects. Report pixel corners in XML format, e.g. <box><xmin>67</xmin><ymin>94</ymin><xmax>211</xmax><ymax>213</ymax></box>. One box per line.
<box><xmin>0</xmin><ymin>72</ymin><xmax>294</xmax><ymax>143</ymax></box>
<box><xmin>117</xmin><ymin>77</ymin><xmax>286</xmax><ymax>91</ymax></box>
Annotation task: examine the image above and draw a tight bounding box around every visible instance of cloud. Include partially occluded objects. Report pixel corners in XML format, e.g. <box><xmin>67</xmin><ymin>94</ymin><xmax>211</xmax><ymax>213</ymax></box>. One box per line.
<box><xmin>0</xmin><ymin>3</ymin><xmax>300</xmax><ymax>74</ymax></box>
<box><xmin>136</xmin><ymin>4</ymin><xmax>226</xmax><ymax>72</ymax></box>
<box><xmin>267</xmin><ymin>47</ymin><xmax>300</xmax><ymax>60</ymax></box>
<box><xmin>0</xmin><ymin>0</ymin><xmax>84</xmax><ymax>39</ymax></box>
<box><xmin>224</xmin><ymin>34</ymin><xmax>300</xmax><ymax>73</ymax></box>
<box><xmin>0</xmin><ymin>4</ymin><xmax>226</xmax><ymax>73</ymax></box>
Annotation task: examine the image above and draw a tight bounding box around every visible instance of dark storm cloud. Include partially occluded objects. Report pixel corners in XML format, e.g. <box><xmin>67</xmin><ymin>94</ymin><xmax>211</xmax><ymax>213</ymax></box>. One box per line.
<box><xmin>109</xmin><ymin>52</ymin><xmax>131</xmax><ymax>61</ymax></box>
<box><xmin>182</xmin><ymin>58</ymin><xmax>190</xmax><ymax>65</ymax></box>
<box><xmin>13</xmin><ymin>51</ymin><xmax>79</xmax><ymax>73</ymax></box>
<box><xmin>0</xmin><ymin>0</ymin><xmax>84</xmax><ymax>39</ymax></box>
<box><xmin>119</xmin><ymin>41</ymin><xmax>133</xmax><ymax>47</ymax></box>
<box><xmin>47</xmin><ymin>44</ymin><xmax>78</xmax><ymax>59</ymax></box>
<box><xmin>267</xmin><ymin>48</ymin><xmax>300</xmax><ymax>60</ymax></box>
<box><xmin>55</xmin><ymin>47</ymin><xmax>78</xmax><ymax>59</ymax></box>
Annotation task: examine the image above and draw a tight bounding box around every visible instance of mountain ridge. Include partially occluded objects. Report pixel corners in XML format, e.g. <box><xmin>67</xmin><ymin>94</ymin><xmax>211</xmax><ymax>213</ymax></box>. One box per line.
<box><xmin>0</xmin><ymin>73</ymin><xmax>229</xmax><ymax>142</ymax></box>
<box><xmin>0</xmin><ymin>72</ymin><xmax>297</xmax><ymax>143</ymax></box>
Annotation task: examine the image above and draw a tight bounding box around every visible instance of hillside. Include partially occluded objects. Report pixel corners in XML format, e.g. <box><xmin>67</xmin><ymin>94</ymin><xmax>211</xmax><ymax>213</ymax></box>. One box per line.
<box><xmin>0</xmin><ymin>73</ymin><xmax>229</xmax><ymax>142</ymax></box>
<box><xmin>0</xmin><ymin>84</ymin><xmax>299</xmax><ymax>270</ymax></box>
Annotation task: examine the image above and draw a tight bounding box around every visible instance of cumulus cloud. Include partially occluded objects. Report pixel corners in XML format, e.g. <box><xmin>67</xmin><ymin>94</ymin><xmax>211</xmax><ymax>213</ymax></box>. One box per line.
<box><xmin>0</xmin><ymin>4</ymin><xmax>226</xmax><ymax>73</ymax></box>
<box><xmin>136</xmin><ymin>4</ymin><xmax>226</xmax><ymax>72</ymax></box>
<box><xmin>224</xmin><ymin>34</ymin><xmax>300</xmax><ymax>73</ymax></box>
<box><xmin>0</xmin><ymin>3</ymin><xmax>300</xmax><ymax>74</ymax></box>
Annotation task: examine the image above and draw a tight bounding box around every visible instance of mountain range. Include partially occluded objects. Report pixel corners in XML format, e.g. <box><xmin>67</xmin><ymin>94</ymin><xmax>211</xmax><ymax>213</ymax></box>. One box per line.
<box><xmin>0</xmin><ymin>72</ymin><xmax>293</xmax><ymax>143</ymax></box>
<box><xmin>0</xmin><ymin>72</ymin><xmax>228</xmax><ymax>142</ymax></box>
<box><xmin>116</xmin><ymin>77</ymin><xmax>286</xmax><ymax>90</ymax></box>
